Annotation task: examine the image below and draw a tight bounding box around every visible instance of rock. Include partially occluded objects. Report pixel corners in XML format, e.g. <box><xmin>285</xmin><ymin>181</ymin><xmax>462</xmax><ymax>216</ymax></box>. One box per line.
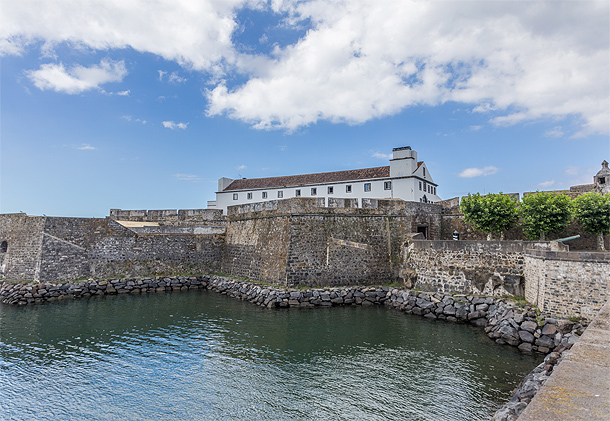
<box><xmin>541</xmin><ymin>324</ymin><xmax>557</xmax><ymax>336</ymax></box>
<box><xmin>520</xmin><ymin>320</ymin><xmax>537</xmax><ymax>333</ymax></box>
<box><xmin>518</xmin><ymin>330</ymin><xmax>535</xmax><ymax>343</ymax></box>
<box><xmin>535</xmin><ymin>335</ymin><xmax>555</xmax><ymax>349</ymax></box>
<box><xmin>518</xmin><ymin>342</ymin><xmax>533</xmax><ymax>353</ymax></box>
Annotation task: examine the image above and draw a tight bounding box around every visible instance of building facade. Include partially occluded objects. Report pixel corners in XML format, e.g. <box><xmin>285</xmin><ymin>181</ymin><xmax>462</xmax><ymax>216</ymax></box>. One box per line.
<box><xmin>208</xmin><ymin>147</ymin><xmax>441</xmax><ymax>213</ymax></box>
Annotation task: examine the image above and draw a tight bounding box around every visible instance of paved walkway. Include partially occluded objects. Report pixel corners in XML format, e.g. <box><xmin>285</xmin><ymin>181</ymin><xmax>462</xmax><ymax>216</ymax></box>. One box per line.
<box><xmin>518</xmin><ymin>299</ymin><xmax>610</xmax><ymax>420</ymax></box>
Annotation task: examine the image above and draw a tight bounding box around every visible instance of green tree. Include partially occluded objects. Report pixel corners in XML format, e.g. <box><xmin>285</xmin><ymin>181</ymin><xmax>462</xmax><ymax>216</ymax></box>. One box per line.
<box><xmin>519</xmin><ymin>192</ymin><xmax>573</xmax><ymax>241</ymax></box>
<box><xmin>460</xmin><ymin>193</ymin><xmax>518</xmax><ymax>240</ymax></box>
<box><xmin>573</xmin><ymin>192</ymin><xmax>610</xmax><ymax>251</ymax></box>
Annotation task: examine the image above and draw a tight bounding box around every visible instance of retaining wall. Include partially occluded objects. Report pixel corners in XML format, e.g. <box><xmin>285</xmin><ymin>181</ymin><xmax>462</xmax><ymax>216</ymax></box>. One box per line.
<box><xmin>524</xmin><ymin>250</ymin><xmax>610</xmax><ymax>322</ymax></box>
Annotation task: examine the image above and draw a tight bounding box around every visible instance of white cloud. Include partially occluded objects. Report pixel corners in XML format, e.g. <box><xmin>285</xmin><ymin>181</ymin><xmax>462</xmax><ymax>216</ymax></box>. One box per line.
<box><xmin>537</xmin><ymin>180</ymin><xmax>555</xmax><ymax>188</ymax></box>
<box><xmin>174</xmin><ymin>173</ymin><xmax>201</xmax><ymax>182</ymax></box>
<box><xmin>458</xmin><ymin>166</ymin><xmax>499</xmax><ymax>178</ymax></box>
<box><xmin>116</xmin><ymin>90</ymin><xmax>130</xmax><ymax>96</ymax></box>
<box><xmin>122</xmin><ymin>115</ymin><xmax>146</xmax><ymax>124</ymax></box>
<box><xmin>371</xmin><ymin>152</ymin><xmax>392</xmax><ymax>160</ymax></box>
<box><xmin>158</xmin><ymin>70</ymin><xmax>167</xmax><ymax>81</ymax></box>
<box><xmin>26</xmin><ymin>59</ymin><xmax>127</xmax><ymax>94</ymax></box>
<box><xmin>3</xmin><ymin>1</ymin><xmax>608</xmax><ymax>134</ymax></box>
<box><xmin>168</xmin><ymin>72</ymin><xmax>187</xmax><ymax>83</ymax></box>
<box><xmin>76</xmin><ymin>143</ymin><xmax>96</xmax><ymax>150</ymax></box>
<box><xmin>236</xmin><ymin>164</ymin><xmax>247</xmax><ymax>170</ymax></box>
<box><xmin>162</xmin><ymin>121</ymin><xmax>188</xmax><ymax>130</ymax></box>
<box><xmin>565</xmin><ymin>166</ymin><xmax>580</xmax><ymax>176</ymax></box>
<box><xmin>469</xmin><ymin>125</ymin><xmax>483</xmax><ymax>132</ymax></box>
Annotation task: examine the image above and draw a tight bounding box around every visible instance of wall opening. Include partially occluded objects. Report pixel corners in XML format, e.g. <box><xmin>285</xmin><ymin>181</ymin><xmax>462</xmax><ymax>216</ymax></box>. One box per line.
<box><xmin>0</xmin><ymin>241</ymin><xmax>7</xmax><ymax>253</ymax></box>
<box><xmin>417</xmin><ymin>226</ymin><xmax>428</xmax><ymax>239</ymax></box>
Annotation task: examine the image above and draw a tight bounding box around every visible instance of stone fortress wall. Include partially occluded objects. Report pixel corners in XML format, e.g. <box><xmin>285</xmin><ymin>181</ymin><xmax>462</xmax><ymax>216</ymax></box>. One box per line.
<box><xmin>222</xmin><ymin>198</ymin><xmax>442</xmax><ymax>287</ymax></box>
<box><xmin>1</xmin><ymin>197</ymin><xmax>609</xmax><ymax>320</ymax></box>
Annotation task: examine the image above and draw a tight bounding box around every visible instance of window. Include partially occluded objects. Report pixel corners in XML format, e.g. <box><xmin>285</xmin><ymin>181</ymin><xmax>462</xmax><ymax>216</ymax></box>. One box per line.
<box><xmin>434</xmin><ymin>187</ymin><xmax>436</xmax><ymax>195</ymax></box>
<box><xmin>295</xmin><ymin>189</ymin><xmax>301</xmax><ymax>197</ymax></box>
<box><xmin>247</xmin><ymin>192</ymin><xmax>253</xmax><ymax>200</ymax></box>
<box><xmin>423</xmin><ymin>182</ymin><xmax>427</xmax><ymax>192</ymax></box>
<box><xmin>327</xmin><ymin>186</ymin><xmax>334</xmax><ymax>194</ymax></box>
<box><xmin>423</xmin><ymin>168</ymin><xmax>426</xmax><ymax>177</ymax></box>
<box><xmin>364</xmin><ymin>183</ymin><xmax>371</xmax><ymax>192</ymax></box>
<box><xmin>278</xmin><ymin>191</ymin><xmax>283</xmax><ymax>198</ymax></box>
<box><xmin>233</xmin><ymin>193</ymin><xmax>238</xmax><ymax>200</ymax></box>
<box><xmin>419</xmin><ymin>181</ymin><xmax>422</xmax><ymax>191</ymax></box>
<box><xmin>311</xmin><ymin>188</ymin><xmax>317</xmax><ymax>196</ymax></box>
<box><xmin>262</xmin><ymin>192</ymin><xmax>268</xmax><ymax>199</ymax></box>
<box><xmin>600</xmin><ymin>177</ymin><xmax>606</xmax><ymax>185</ymax></box>
<box><xmin>0</xmin><ymin>241</ymin><xmax>7</xmax><ymax>253</ymax></box>
<box><xmin>346</xmin><ymin>185</ymin><xmax>352</xmax><ymax>193</ymax></box>
<box><xmin>384</xmin><ymin>181</ymin><xmax>391</xmax><ymax>190</ymax></box>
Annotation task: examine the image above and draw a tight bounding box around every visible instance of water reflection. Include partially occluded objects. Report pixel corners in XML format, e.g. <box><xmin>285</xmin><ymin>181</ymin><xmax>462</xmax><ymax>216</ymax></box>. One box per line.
<box><xmin>0</xmin><ymin>290</ymin><xmax>541</xmax><ymax>420</ymax></box>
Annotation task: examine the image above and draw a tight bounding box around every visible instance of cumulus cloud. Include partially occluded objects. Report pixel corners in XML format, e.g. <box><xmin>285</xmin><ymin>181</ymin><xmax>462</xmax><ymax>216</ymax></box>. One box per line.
<box><xmin>116</xmin><ymin>90</ymin><xmax>130</xmax><ymax>96</ymax></box>
<box><xmin>206</xmin><ymin>1</ymin><xmax>610</xmax><ymax>133</ymax></box>
<box><xmin>458</xmin><ymin>166</ymin><xmax>499</xmax><ymax>178</ymax></box>
<box><xmin>537</xmin><ymin>180</ymin><xmax>555</xmax><ymax>188</ymax></box>
<box><xmin>162</xmin><ymin>121</ymin><xmax>188</xmax><ymax>130</ymax></box>
<box><xmin>3</xmin><ymin>1</ymin><xmax>609</xmax><ymax>134</ymax></box>
<box><xmin>26</xmin><ymin>59</ymin><xmax>127</xmax><ymax>94</ymax></box>
<box><xmin>237</xmin><ymin>164</ymin><xmax>247</xmax><ymax>170</ymax></box>
<box><xmin>544</xmin><ymin>126</ymin><xmax>565</xmax><ymax>138</ymax></box>
<box><xmin>122</xmin><ymin>115</ymin><xmax>146</xmax><ymax>124</ymax></box>
<box><xmin>76</xmin><ymin>143</ymin><xmax>96</xmax><ymax>150</ymax></box>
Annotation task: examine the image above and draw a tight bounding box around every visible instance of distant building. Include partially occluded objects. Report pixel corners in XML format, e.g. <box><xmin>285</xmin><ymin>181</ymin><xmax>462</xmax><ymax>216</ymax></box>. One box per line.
<box><xmin>207</xmin><ymin>147</ymin><xmax>441</xmax><ymax>213</ymax></box>
<box><xmin>594</xmin><ymin>160</ymin><xmax>609</xmax><ymax>194</ymax></box>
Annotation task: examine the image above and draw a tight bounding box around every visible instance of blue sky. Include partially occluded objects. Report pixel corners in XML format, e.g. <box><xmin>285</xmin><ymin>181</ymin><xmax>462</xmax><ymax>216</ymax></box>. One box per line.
<box><xmin>1</xmin><ymin>0</ymin><xmax>609</xmax><ymax>217</ymax></box>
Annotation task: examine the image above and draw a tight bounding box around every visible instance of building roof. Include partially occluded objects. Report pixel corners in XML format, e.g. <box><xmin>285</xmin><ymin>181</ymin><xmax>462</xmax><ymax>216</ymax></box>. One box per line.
<box><xmin>223</xmin><ymin>165</ymin><xmax>399</xmax><ymax>191</ymax></box>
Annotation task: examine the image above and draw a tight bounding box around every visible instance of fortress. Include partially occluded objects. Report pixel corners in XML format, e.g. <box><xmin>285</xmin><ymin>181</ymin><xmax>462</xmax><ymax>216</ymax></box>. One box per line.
<box><xmin>1</xmin><ymin>155</ymin><xmax>608</xmax><ymax>321</ymax></box>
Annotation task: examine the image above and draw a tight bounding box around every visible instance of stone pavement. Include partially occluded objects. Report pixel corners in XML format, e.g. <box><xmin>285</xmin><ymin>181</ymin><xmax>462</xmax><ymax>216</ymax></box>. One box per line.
<box><xmin>518</xmin><ymin>299</ymin><xmax>610</xmax><ymax>420</ymax></box>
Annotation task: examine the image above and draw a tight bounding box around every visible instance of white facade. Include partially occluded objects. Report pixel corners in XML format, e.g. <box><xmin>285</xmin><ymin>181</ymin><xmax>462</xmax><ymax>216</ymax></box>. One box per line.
<box><xmin>208</xmin><ymin>147</ymin><xmax>440</xmax><ymax>213</ymax></box>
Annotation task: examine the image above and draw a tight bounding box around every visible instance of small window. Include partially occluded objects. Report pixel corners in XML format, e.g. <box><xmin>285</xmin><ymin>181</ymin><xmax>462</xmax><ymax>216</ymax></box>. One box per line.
<box><xmin>600</xmin><ymin>177</ymin><xmax>606</xmax><ymax>185</ymax></box>
<box><xmin>423</xmin><ymin>182</ymin><xmax>427</xmax><ymax>191</ymax></box>
<box><xmin>278</xmin><ymin>191</ymin><xmax>283</xmax><ymax>198</ymax></box>
<box><xmin>346</xmin><ymin>185</ymin><xmax>352</xmax><ymax>193</ymax></box>
<box><xmin>247</xmin><ymin>192</ymin><xmax>253</xmax><ymax>200</ymax></box>
<box><xmin>364</xmin><ymin>183</ymin><xmax>371</xmax><ymax>192</ymax></box>
<box><xmin>419</xmin><ymin>181</ymin><xmax>422</xmax><ymax>191</ymax></box>
<box><xmin>327</xmin><ymin>186</ymin><xmax>334</xmax><ymax>194</ymax></box>
<box><xmin>0</xmin><ymin>241</ymin><xmax>7</xmax><ymax>253</ymax></box>
<box><xmin>233</xmin><ymin>193</ymin><xmax>238</xmax><ymax>200</ymax></box>
<box><xmin>423</xmin><ymin>168</ymin><xmax>426</xmax><ymax>177</ymax></box>
<box><xmin>384</xmin><ymin>181</ymin><xmax>391</xmax><ymax>190</ymax></box>
<box><xmin>262</xmin><ymin>192</ymin><xmax>268</xmax><ymax>199</ymax></box>
<box><xmin>295</xmin><ymin>189</ymin><xmax>301</xmax><ymax>197</ymax></box>
<box><xmin>311</xmin><ymin>188</ymin><xmax>317</xmax><ymax>196</ymax></box>
<box><xmin>433</xmin><ymin>187</ymin><xmax>436</xmax><ymax>195</ymax></box>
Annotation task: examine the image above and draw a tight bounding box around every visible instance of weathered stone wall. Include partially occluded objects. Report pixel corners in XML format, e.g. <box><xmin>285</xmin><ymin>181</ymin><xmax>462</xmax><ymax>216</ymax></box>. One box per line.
<box><xmin>222</xmin><ymin>198</ymin><xmax>442</xmax><ymax>287</ymax></box>
<box><xmin>524</xmin><ymin>250</ymin><xmax>610</xmax><ymax>322</ymax></box>
<box><xmin>0</xmin><ymin>214</ymin><xmax>45</xmax><ymax>281</ymax></box>
<box><xmin>403</xmin><ymin>240</ymin><xmax>563</xmax><ymax>296</ymax></box>
<box><xmin>109</xmin><ymin>208</ymin><xmax>225</xmax><ymax>226</ymax></box>
<box><xmin>1</xmin><ymin>214</ymin><xmax>225</xmax><ymax>282</ymax></box>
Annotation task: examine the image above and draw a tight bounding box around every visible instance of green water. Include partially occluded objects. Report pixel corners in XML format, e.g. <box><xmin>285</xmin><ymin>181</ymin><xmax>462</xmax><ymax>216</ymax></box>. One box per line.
<box><xmin>0</xmin><ymin>290</ymin><xmax>541</xmax><ymax>420</ymax></box>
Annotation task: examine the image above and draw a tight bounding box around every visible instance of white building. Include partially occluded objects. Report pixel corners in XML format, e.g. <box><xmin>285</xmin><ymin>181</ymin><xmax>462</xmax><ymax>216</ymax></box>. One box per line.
<box><xmin>207</xmin><ymin>147</ymin><xmax>441</xmax><ymax>213</ymax></box>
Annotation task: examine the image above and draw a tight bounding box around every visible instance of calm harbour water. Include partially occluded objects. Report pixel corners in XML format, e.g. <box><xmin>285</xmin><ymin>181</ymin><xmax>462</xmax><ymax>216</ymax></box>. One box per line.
<box><xmin>0</xmin><ymin>290</ymin><xmax>542</xmax><ymax>421</ymax></box>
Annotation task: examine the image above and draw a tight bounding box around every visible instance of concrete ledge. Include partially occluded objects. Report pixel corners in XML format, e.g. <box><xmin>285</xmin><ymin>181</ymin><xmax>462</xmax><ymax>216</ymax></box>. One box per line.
<box><xmin>518</xmin><ymin>299</ymin><xmax>610</xmax><ymax>420</ymax></box>
<box><xmin>525</xmin><ymin>249</ymin><xmax>610</xmax><ymax>263</ymax></box>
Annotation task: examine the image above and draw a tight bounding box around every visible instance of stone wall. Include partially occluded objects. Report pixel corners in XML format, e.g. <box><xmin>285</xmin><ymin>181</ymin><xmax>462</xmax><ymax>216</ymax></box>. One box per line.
<box><xmin>1</xmin><ymin>214</ymin><xmax>224</xmax><ymax>282</ymax></box>
<box><xmin>403</xmin><ymin>240</ymin><xmax>563</xmax><ymax>296</ymax></box>
<box><xmin>109</xmin><ymin>208</ymin><xmax>225</xmax><ymax>226</ymax></box>
<box><xmin>222</xmin><ymin>198</ymin><xmax>443</xmax><ymax>287</ymax></box>
<box><xmin>524</xmin><ymin>250</ymin><xmax>610</xmax><ymax>322</ymax></box>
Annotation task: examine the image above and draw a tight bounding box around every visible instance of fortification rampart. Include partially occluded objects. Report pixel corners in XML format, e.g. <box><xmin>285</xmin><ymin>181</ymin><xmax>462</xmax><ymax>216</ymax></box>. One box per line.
<box><xmin>524</xmin><ymin>250</ymin><xmax>610</xmax><ymax>322</ymax></box>
<box><xmin>402</xmin><ymin>240</ymin><xmax>609</xmax><ymax>321</ymax></box>
<box><xmin>222</xmin><ymin>198</ymin><xmax>443</xmax><ymax>287</ymax></box>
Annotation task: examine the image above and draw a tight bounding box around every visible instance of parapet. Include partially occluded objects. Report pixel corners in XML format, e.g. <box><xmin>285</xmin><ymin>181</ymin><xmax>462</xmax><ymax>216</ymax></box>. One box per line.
<box><xmin>109</xmin><ymin>208</ymin><xmax>224</xmax><ymax>223</ymax></box>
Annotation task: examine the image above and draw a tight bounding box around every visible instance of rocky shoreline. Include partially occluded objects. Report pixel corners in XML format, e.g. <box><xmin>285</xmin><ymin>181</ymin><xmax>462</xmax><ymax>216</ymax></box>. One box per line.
<box><xmin>0</xmin><ymin>274</ymin><xmax>583</xmax><ymax>420</ymax></box>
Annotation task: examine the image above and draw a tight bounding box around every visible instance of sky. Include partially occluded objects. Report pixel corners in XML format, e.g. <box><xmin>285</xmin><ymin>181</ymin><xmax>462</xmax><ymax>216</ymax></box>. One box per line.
<box><xmin>1</xmin><ymin>0</ymin><xmax>609</xmax><ymax>217</ymax></box>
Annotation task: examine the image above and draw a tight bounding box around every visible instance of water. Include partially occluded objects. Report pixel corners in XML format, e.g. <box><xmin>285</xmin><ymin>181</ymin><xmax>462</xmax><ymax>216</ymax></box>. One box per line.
<box><xmin>0</xmin><ymin>290</ymin><xmax>542</xmax><ymax>420</ymax></box>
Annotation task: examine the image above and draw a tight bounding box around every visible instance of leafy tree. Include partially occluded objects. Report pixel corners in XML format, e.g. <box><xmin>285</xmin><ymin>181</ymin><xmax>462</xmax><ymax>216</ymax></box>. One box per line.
<box><xmin>460</xmin><ymin>193</ymin><xmax>518</xmax><ymax>240</ymax></box>
<box><xmin>519</xmin><ymin>192</ymin><xmax>573</xmax><ymax>241</ymax></box>
<box><xmin>573</xmin><ymin>192</ymin><xmax>610</xmax><ymax>251</ymax></box>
